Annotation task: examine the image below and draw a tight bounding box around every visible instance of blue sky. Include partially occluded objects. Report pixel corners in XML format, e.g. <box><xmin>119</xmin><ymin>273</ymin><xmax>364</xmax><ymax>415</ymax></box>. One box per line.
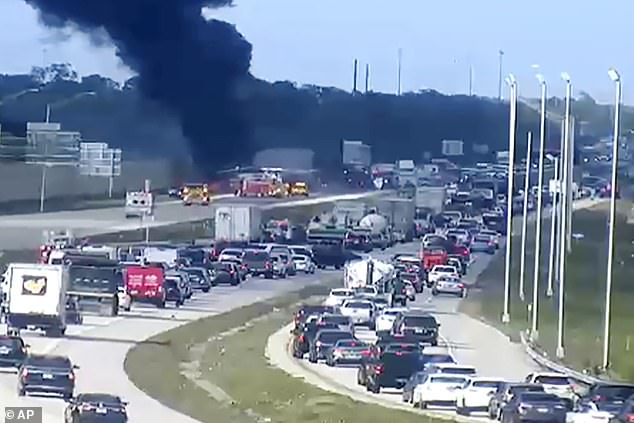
<box><xmin>0</xmin><ymin>0</ymin><xmax>631</xmax><ymax>103</ymax></box>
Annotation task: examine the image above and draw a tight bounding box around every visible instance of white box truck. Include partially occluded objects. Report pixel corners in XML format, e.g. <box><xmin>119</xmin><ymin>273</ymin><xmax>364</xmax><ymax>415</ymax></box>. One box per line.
<box><xmin>5</xmin><ymin>263</ymin><xmax>69</xmax><ymax>337</ymax></box>
<box><xmin>214</xmin><ymin>205</ymin><xmax>262</xmax><ymax>242</ymax></box>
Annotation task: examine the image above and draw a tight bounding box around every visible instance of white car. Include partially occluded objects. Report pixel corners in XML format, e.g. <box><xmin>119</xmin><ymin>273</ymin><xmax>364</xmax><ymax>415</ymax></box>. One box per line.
<box><xmin>447</xmin><ymin>229</ymin><xmax>470</xmax><ymax>244</ymax></box>
<box><xmin>404</xmin><ymin>281</ymin><xmax>416</xmax><ymax>300</ymax></box>
<box><xmin>423</xmin><ymin>234</ymin><xmax>447</xmax><ymax>248</ymax></box>
<box><xmin>354</xmin><ymin>286</ymin><xmax>378</xmax><ymax>298</ymax></box>
<box><xmin>217</xmin><ymin>248</ymin><xmax>244</xmax><ymax>262</ymax></box>
<box><xmin>323</xmin><ymin>288</ymin><xmax>354</xmax><ymax>307</ymax></box>
<box><xmin>339</xmin><ymin>299</ymin><xmax>376</xmax><ymax>327</ymax></box>
<box><xmin>566</xmin><ymin>402</ymin><xmax>614</xmax><ymax>423</ymax></box>
<box><xmin>428</xmin><ymin>265</ymin><xmax>460</xmax><ymax>284</ymax></box>
<box><xmin>412</xmin><ymin>374</ymin><xmax>470</xmax><ymax>408</ymax></box>
<box><xmin>524</xmin><ymin>372</ymin><xmax>575</xmax><ymax>399</ymax></box>
<box><xmin>292</xmin><ymin>254</ymin><xmax>315</xmax><ymax>274</ymax></box>
<box><xmin>426</xmin><ymin>363</ymin><xmax>477</xmax><ymax>377</ymax></box>
<box><xmin>374</xmin><ymin>307</ymin><xmax>407</xmax><ymax>333</ymax></box>
<box><xmin>455</xmin><ymin>378</ymin><xmax>505</xmax><ymax>415</ymax></box>
<box><xmin>432</xmin><ymin>276</ymin><xmax>466</xmax><ymax>298</ymax></box>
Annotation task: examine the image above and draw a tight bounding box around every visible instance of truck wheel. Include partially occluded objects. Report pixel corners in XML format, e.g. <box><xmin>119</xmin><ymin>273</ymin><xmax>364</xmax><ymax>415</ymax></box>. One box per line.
<box><xmin>265</xmin><ymin>273</ymin><xmax>273</xmax><ymax>279</ymax></box>
<box><xmin>202</xmin><ymin>287</ymin><xmax>211</xmax><ymax>293</ymax></box>
<box><xmin>17</xmin><ymin>387</ymin><xmax>25</xmax><ymax>397</ymax></box>
<box><xmin>174</xmin><ymin>300</ymin><xmax>181</xmax><ymax>308</ymax></box>
<box><xmin>371</xmin><ymin>384</ymin><xmax>380</xmax><ymax>394</ymax></box>
<box><xmin>111</xmin><ymin>297</ymin><xmax>119</xmax><ymax>317</ymax></box>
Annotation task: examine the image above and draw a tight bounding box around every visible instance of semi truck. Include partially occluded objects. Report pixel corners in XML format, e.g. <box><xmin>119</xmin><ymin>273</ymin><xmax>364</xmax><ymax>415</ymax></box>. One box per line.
<box><xmin>214</xmin><ymin>205</ymin><xmax>262</xmax><ymax>242</ymax></box>
<box><xmin>375</xmin><ymin>197</ymin><xmax>416</xmax><ymax>242</ymax></box>
<box><xmin>4</xmin><ymin>263</ymin><xmax>70</xmax><ymax>337</ymax></box>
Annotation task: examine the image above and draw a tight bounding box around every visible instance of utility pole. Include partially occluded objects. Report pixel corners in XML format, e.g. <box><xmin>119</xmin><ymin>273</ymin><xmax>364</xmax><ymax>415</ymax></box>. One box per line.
<box><xmin>397</xmin><ymin>48</ymin><xmax>403</xmax><ymax>96</ymax></box>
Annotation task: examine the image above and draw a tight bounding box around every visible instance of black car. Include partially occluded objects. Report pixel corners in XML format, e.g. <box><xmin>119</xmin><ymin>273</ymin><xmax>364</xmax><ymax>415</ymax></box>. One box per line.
<box><xmin>164</xmin><ymin>277</ymin><xmax>185</xmax><ymax>307</ymax></box>
<box><xmin>18</xmin><ymin>354</ymin><xmax>79</xmax><ymax>399</ymax></box>
<box><xmin>64</xmin><ymin>393</ymin><xmax>128</xmax><ymax>423</ymax></box>
<box><xmin>210</xmin><ymin>262</ymin><xmax>241</xmax><ymax>286</ymax></box>
<box><xmin>390</xmin><ymin>313</ymin><xmax>440</xmax><ymax>346</ymax></box>
<box><xmin>613</xmin><ymin>394</ymin><xmax>634</xmax><ymax>423</ymax></box>
<box><xmin>500</xmin><ymin>392</ymin><xmax>568</xmax><ymax>423</ymax></box>
<box><xmin>363</xmin><ymin>350</ymin><xmax>424</xmax><ymax>393</ymax></box>
<box><xmin>291</xmin><ymin>321</ymin><xmax>339</xmax><ymax>358</ymax></box>
<box><xmin>489</xmin><ymin>383</ymin><xmax>545</xmax><ymax>420</ymax></box>
<box><xmin>182</xmin><ymin>267</ymin><xmax>212</xmax><ymax>292</ymax></box>
<box><xmin>0</xmin><ymin>335</ymin><xmax>28</xmax><ymax>369</ymax></box>
<box><xmin>242</xmin><ymin>250</ymin><xmax>273</xmax><ymax>278</ymax></box>
<box><xmin>580</xmin><ymin>383</ymin><xmax>634</xmax><ymax>413</ymax></box>
<box><xmin>308</xmin><ymin>329</ymin><xmax>355</xmax><ymax>363</ymax></box>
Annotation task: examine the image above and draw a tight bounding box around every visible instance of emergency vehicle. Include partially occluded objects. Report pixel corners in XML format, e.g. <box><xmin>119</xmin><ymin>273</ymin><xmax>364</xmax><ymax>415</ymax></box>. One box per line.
<box><xmin>181</xmin><ymin>183</ymin><xmax>210</xmax><ymax>206</ymax></box>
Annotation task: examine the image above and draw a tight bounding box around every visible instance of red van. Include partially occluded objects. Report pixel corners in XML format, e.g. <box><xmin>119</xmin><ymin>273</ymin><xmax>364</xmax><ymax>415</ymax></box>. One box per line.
<box><xmin>124</xmin><ymin>265</ymin><xmax>166</xmax><ymax>308</ymax></box>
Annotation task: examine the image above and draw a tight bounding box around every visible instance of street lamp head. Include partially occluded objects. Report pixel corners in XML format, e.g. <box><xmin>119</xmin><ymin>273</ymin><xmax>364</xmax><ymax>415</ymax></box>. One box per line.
<box><xmin>608</xmin><ymin>68</ymin><xmax>620</xmax><ymax>82</ymax></box>
<box><xmin>560</xmin><ymin>72</ymin><xmax>571</xmax><ymax>83</ymax></box>
<box><xmin>505</xmin><ymin>73</ymin><xmax>516</xmax><ymax>86</ymax></box>
<box><xmin>531</xmin><ymin>64</ymin><xmax>540</xmax><ymax>70</ymax></box>
<box><xmin>536</xmin><ymin>73</ymin><xmax>545</xmax><ymax>84</ymax></box>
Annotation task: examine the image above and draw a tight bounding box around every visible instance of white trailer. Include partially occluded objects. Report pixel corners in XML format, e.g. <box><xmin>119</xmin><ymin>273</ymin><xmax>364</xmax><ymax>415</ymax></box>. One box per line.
<box><xmin>344</xmin><ymin>258</ymin><xmax>394</xmax><ymax>289</ymax></box>
<box><xmin>214</xmin><ymin>205</ymin><xmax>262</xmax><ymax>242</ymax></box>
<box><xmin>5</xmin><ymin>263</ymin><xmax>69</xmax><ymax>336</ymax></box>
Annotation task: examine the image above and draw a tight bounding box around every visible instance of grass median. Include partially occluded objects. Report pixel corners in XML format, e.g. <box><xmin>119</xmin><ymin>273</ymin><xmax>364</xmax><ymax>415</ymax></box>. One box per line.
<box><xmin>461</xmin><ymin>203</ymin><xmax>634</xmax><ymax>381</ymax></box>
<box><xmin>125</xmin><ymin>279</ymin><xmax>450</xmax><ymax>423</ymax></box>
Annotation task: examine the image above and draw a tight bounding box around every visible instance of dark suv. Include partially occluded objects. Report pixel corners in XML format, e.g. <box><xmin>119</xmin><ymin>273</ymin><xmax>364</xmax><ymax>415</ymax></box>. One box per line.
<box><xmin>0</xmin><ymin>335</ymin><xmax>28</xmax><ymax>369</ymax></box>
<box><xmin>391</xmin><ymin>313</ymin><xmax>440</xmax><ymax>346</ymax></box>
<box><xmin>362</xmin><ymin>350</ymin><xmax>424</xmax><ymax>393</ymax></box>
<box><xmin>242</xmin><ymin>250</ymin><xmax>273</xmax><ymax>278</ymax></box>
<box><xmin>613</xmin><ymin>394</ymin><xmax>634</xmax><ymax>423</ymax></box>
<box><xmin>308</xmin><ymin>329</ymin><xmax>355</xmax><ymax>363</ymax></box>
<box><xmin>291</xmin><ymin>321</ymin><xmax>339</xmax><ymax>358</ymax></box>
<box><xmin>579</xmin><ymin>383</ymin><xmax>634</xmax><ymax>413</ymax></box>
<box><xmin>18</xmin><ymin>354</ymin><xmax>79</xmax><ymax>399</ymax></box>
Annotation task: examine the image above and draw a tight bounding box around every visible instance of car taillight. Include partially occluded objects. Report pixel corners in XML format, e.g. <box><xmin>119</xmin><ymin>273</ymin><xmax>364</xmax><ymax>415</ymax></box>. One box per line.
<box><xmin>68</xmin><ymin>372</ymin><xmax>75</xmax><ymax>380</ymax></box>
<box><xmin>361</xmin><ymin>350</ymin><xmax>371</xmax><ymax>356</ymax></box>
<box><xmin>299</xmin><ymin>335</ymin><xmax>305</xmax><ymax>342</ymax></box>
<box><xmin>592</xmin><ymin>395</ymin><xmax>605</xmax><ymax>401</ymax></box>
<box><xmin>458</xmin><ymin>283</ymin><xmax>465</xmax><ymax>288</ymax></box>
<box><xmin>230</xmin><ymin>271</ymin><xmax>235</xmax><ymax>275</ymax></box>
<box><xmin>157</xmin><ymin>286</ymin><xmax>163</xmax><ymax>292</ymax></box>
<box><xmin>626</xmin><ymin>414</ymin><xmax>634</xmax><ymax>423</ymax></box>
<box><xmin>80</xmin><ymin>404</ymin><xmax>93</xmax><ymax>412</ymax></box>
<box><xmin>334</xmin><ymin>348</ymin><xmax>343</xmax><ymax>354</ymax></box>
<box><xmin>374</xmin><ymin>364</ymin><xmax>384</xmax><ymax>374</ymax></box>
<box><xmin>21</xmin><ymin>368</ymin><xmax>28</xmax><ymax>379</ymax></box>
<box><xmin>315</xmin><ymin>341</ymin><xmax>322</xmax><ymax>347</ymax></box>
<box><xmin>395</xmin><ymin>351</ymin><xmax>403</xmax><ymax>356</ymax></box>
<box><xmin>265</xmin><ymin>261</ymin><xmax>272</xmax><ymax>269</ymax></box>
<box><xmin>241</xmin><ymin>265</ymin><xmax>247</xmax><ymax>270</ymax></box>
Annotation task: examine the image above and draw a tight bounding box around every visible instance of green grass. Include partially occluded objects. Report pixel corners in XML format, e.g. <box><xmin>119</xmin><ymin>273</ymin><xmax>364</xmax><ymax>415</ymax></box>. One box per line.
<box><xmin>461</xmin><ymin>204</ymin><xmax>634</xmax><ymax>381</ymax></box>
<box><xmin>125</xmin><ymin>278</ymin><xmax>449</xmax><ymax>423</ymax></box>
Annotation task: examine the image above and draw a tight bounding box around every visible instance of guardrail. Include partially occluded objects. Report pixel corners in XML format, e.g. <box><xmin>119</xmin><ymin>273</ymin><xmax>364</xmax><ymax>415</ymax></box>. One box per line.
<box><xmin>520</xmin><ymin>331</ymin><xmax>609</xmax><ymax>385</ymax></box>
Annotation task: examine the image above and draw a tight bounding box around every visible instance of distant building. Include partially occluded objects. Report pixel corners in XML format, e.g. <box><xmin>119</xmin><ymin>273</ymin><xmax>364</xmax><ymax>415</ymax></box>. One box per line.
<box><xmin>442</xmin><ymin>139</ymin><xmax>464</xmax><ymax>156</ymax></box>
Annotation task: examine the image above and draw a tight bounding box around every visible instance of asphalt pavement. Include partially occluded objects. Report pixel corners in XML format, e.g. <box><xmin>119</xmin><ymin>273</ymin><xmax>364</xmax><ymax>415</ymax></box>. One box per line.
<box><xmin>0</xmin><ymin>191</ymin><xmax>386</xmax><ymax>250</ymax></box>
<box><xmin>0</xmin><ymin>270</ymin><xmax>338</xmax><ymax>422</ymax></box>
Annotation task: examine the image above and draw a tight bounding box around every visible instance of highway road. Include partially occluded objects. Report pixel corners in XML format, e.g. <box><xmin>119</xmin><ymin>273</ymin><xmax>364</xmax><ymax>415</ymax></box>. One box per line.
<box><xmin>278</xmin><ymin>243</ymin><xmax>539</xmax><ymax>421</ymax></box>
<box><xmin>0</xmin><ymin>191</ymin><xmax>386</xmax><ymax>250</ymax></box>
<box><xmin>0</xmin><ymin>270</ymin><xmax>340</xmax><ymax>422</ymax></box>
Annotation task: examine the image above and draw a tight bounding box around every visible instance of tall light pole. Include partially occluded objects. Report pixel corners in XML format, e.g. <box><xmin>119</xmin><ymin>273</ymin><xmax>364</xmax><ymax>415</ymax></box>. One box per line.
<box><xmin>518</xmin><ymin>131</ymin><xmax>533</xmax><ymax>302</ymax></box>
<box><xmin>397</xmin><ymin>48</ymin><xmax>403</xmax><ymax>96</ymax></box>
<box><xmin>498</xmin><ymin>50</ymin><xmax>504</xmax><ymax>100</ymax></box>
<box><xmin>556</xmin><ymin>71</ymin><xmax>572</xmax><ymax>359</ymax></box>
<box><xmin>502</xmin><ymin>73</ymin><xmax>517</xmax><ymax>324</ymax></box>
<box><xmin>546</xmin><ymin>156</ymin><xmax>559</xmax><ymax>298</ymax></box>
<box><xmin>45</xmin><ymin>91</ymin><xmax>96</xmax><ymax>123</ymax></box>
<box><xmin>40</xmin><ymin>91</ymin><xmax>96</xmax><ymax>213</ymax></box>
<box><xmin>469</xmin><ymin>64</ymin><xmax>474</xmax><ymax>96</ymax></box>
<box><xmin>531</xmin><ymin>73</ymin><xmax>548</xmax><ymax>339</ymax></box>
<box><xmin>602</xmin><ymin>68</ymin><xmax>622</xmax><ymax>370</ymax></box>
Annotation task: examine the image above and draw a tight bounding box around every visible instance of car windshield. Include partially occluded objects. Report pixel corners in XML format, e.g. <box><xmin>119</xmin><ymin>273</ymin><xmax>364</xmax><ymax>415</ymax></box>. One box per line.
<box><xmin>345</xmin><ymin>302</ymin><xmax>372</xmax><ymax>309</ymax></box>
<box><xmin>474</xmin><ymin>236</ymin><xmax>490</xmax><ymax>242</ymax></box>
<box><xmin>357</xmin><ymin>287</ymin><xmax>376</xmax><ymax>293</ymax></box>
<box><xmin>473</xmin><ymin>381</ymin><xmax>503</xmax><ymax>389</ymax></box>
<box><xmin>373</xmin><ymin>298</ymin><xmax>388</xmax><ymax>305</ymax></box>
<box><xmin>520</xmin><ymin>393</ymin><xmax>562</xmax><ymax>403</ymax></box>
<box><xmin>592</xmin><ymin>385</ymin><xmax>634</xmax><ymax>399</ymax></box>
<box><xmin>317</xmin><ymin>331</ymin><xmax>353</xmax><ymax>343</ymax></box>
<box><xmin>0</xmin><ymin>338</ymin><xmax>22</xmax><ymax>348</ymax></box>
<box><xmin>213</xmin><ymin>262</ymin><xmax>234</xmax><ymax>271</ymax></box>
<box><xmin>291</xmin><ymin>247</ymin><xmax>311</xmax><ymax>256</ymax></box>
<box><xmin>385</xmin><ymin>343</ymin><xmax>419</xmax><ymax>353</ymax></box>
<box><xmin>423</xmin><ymin>354</ymin><xmax>454</xmax><ymax>364</ymax></box>
<box><xmin>383</xmin><ymin>310</ymin><xmax>403</xmax><ymax>317</ymax></box>
<box><xmin>221</xmin><ymin>250</ymin><xmax>242</xmax><ymax>257</ymax></box>
<box><xmin>25</xmin><ymin>356</ymin><xmax>71</xmax><ymax>368</ymax></box>
<box><xmin>321</xmin><ymin>315</ymin><xmax>350</xmax><ymax>325</ymax></box>
<box><xmin>243</xmin><ymin>251</ymin><xmax>268</xmax><ymax>261</ymax></box>
<box><xmin>510</xmin><ymin>385</ymin><xmax>544</xmax><ymax>394</ymax></box>
<box><xmin>534</xmin><ymin>375</ymin><xmax>570</xmax><ymax>385</ymax></box>
<box><xmin>435</xmin><ymin>267</ymin><xmax>454</xmax><ymax>273</ymax></box>
<box><xmin>439</xmin><ymin>367</ymin><xmax>475</xmax><ymax>375</ymax></box>
<box><xmin>293</xmin><ymin>255</ymin><xmax>306</xmax><ymax>260</ymax></box>
<box><xmin>331</xmin><ymin>290</ymin><xmax>352</xmax><ymax>297</ymax></box>
<box><xmin>403</xmin><ymin>316</ymin><xmax>437</xmax><ymax>327</ymax></box>
<box><xmin>431</xmin><ymin>376</ymin><xmax>467</xmax><ymax>384</ymax></box>
<box><xmin>78</xmin><ymin>394</ymin><xmax>122</xmax><ymax>405</ymax></box>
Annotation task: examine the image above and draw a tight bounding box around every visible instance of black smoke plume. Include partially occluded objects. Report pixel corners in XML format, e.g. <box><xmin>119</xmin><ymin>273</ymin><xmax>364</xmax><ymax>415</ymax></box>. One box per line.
<box><xmin>23</xmin><ymin>0</ymin><xmax>253</xmax><ymax>176</ymax></box>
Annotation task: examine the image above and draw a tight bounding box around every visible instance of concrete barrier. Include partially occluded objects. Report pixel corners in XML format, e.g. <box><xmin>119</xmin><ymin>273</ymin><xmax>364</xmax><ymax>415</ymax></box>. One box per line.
<box><xmin>0</xmin><ymin>159</ymin><xmax>174</xmax><ymax>203</ymax></box>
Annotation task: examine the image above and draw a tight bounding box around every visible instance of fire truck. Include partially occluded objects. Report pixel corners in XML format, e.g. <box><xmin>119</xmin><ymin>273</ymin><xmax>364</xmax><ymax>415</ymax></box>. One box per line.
<box><xmin>181</xmin><ymin>183</ymin><xmax>210</xmax><ymax>206</ymax></box>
